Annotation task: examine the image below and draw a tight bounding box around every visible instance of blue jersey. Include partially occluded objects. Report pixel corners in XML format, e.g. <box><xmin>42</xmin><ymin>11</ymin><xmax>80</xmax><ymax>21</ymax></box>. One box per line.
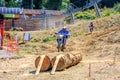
<box><xmin>56</xmin><ymin>29</ymin><xmax>70</xmax><ymax>36</ymax></box>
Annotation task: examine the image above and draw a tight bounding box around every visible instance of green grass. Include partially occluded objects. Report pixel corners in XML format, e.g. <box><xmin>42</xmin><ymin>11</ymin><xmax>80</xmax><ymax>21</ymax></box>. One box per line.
<box><xmin>42</xmin><ymin>37</ymin><xmax>56</xmax><ymax>42</ymax></box>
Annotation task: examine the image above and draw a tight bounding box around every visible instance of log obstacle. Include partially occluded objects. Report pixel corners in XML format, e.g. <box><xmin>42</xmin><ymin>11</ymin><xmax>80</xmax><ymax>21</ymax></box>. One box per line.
<box><xmin>51</xmin><ymin>53</ymin><xmax>82</xmax><ymax>74</ymax></box>
<box><xmin>35</xmin><ymin>55</ymin><xmax>51</xmax><ymax>75</ymax></box>
<box><xmin>51</xmin><ymin>54</ymin><xmax>64</xmax><ymax>75</ymax></box>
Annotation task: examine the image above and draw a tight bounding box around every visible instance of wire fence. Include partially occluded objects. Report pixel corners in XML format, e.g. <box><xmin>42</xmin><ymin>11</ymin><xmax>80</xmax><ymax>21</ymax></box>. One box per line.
<box><xmin>4</xmin><ymin>15</ymin><xmax>64</xmax><ymax>31</ymax></box>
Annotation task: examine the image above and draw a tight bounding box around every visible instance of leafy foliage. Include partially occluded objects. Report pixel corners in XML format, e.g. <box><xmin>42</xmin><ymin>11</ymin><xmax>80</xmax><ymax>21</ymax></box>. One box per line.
<box><xmin>1</xmin><ymin>0</ymin><xmax>120</xmax><ymax>10</ymax></box>
<box><xmin>61</xmin><ymin>0</ymin><xmax>70</xmax><ymax>11</ymax></box>
<box><xmin>70</xmin><ymin>0</ymin><xmax>87</xmax><ymax>8</ymax></box>
<box><xmin>75</xmin><ymin>9</ymin><xmax>96</xmax><ymax>20</ymax></box>
<box><xmin>42</xmin><ymin>37</ymin><xmax>55</xmax><ymax>42</ymax></box>
<box><xmin>102</xmin><ymin>8</ymin><xmax>114</xmax><ymax>17</ymax></box>
<box><xmin>45</xmin><ymin>0</ymin><xmax>62</xmax><ymax>10</ymax></box>
<box><xmin>33</xmin><ymin>0</ymin><xmax>43</xmax><ymax>9</ymax></box>
<box><xmin>5</xmin><ymin>0</ymin><xmax>15</xmax><ymax>7</ymax></box>
<box><xmin>114</xmin><ymin>3</ymin><xmax>120</xmax><ymax>12</ymax></box>
<box><xmin>0</xmin><ymin>0</ymin><xmax>5</xmax><ymax>7</ymax></box>
<box><xmin>73</xmin><ymin>4</ymin><xmax>120</xmax><ymax>20</ymax></box>
<box><xmin>100</xmin><ymin>0</ymin><xmax>120</xmax><ymax>8</ymax></box>
<box><xmin>22</xmin><ymin>0</ymin><xmax>33</xmax><ymax>9</ymax></box>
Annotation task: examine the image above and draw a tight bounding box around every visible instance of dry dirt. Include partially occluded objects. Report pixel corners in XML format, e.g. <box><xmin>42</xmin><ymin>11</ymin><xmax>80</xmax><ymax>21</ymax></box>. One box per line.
<box><xmin>0</xmin><ymin>27</ymin><xmax>120</xmax><ymax>80</ymax></box>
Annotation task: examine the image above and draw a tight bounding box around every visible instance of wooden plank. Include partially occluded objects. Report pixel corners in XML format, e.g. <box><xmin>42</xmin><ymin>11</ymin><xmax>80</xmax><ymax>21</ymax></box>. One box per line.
<box><xmin>51</xmin><ymin>54</ymin><xmax>64</xmax><ymax>75</ymax></box>
<box><xmin>35</xmin><ymin>55</ymin><xmax>45</xmax><ymax>75</ymax></box>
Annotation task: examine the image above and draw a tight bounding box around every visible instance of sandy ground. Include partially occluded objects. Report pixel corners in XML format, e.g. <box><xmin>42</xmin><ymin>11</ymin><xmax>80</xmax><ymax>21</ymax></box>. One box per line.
<box><xmin>0</xmin><ymin>26</ymin><xmax>120</xmax><ymax>80</ymax></box>
<box><xmin>0</xmin><ymin>51</ymin><xmax>120</xmax><ymax>80</ymax></box>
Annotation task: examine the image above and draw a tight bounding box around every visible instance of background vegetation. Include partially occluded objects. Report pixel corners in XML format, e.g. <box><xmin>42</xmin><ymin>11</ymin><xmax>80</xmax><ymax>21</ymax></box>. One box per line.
<box><xmin>1</xmin><ymin>0</ymin><xmax>120</xmax><ymax>20</ymax></box>
<box><xmin>65</xmin><ymin>3</ymin><xmax>120</xmax><ymax>21</ymax></box>
<box><xmin>0</xmin><ymin>0</ymin><xmax>120</xmax><ymax>10</ymax></box>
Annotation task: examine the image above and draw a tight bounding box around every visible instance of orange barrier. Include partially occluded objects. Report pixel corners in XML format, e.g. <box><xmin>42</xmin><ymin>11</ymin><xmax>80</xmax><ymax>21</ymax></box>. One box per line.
<box><xmin>0</xmin><ymin>20</ymin><xmax>5</xmax><ymax>50</ymax></box>
<box><xmin>7</xmin><ymin>40</ymin><xmax>19</xmax><ymax>53</ymax></box>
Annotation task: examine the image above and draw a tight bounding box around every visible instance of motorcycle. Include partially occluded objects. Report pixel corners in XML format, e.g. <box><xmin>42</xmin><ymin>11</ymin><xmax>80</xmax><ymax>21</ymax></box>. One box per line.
<box><xmin>56</xmin><ymin>34</ymin><xmax>66</xmax><ymax>52</ymax></box>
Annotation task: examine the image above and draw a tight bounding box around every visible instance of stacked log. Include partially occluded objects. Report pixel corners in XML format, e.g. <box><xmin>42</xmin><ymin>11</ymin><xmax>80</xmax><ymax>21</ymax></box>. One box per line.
<box><xmin>35</xmin><ymin>55</ymin><xmax>51</xmax><ymax>71</ymax></box>
<box><xmin>51</xmin><ymin>53</ymin><xmax>82</xmax><ymax>71</ymax></box>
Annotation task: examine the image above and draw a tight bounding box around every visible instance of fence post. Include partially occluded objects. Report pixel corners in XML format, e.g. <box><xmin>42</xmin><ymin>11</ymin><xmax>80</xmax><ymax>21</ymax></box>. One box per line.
<box><xmin>89</xmin><ymin>63</ymin><xmax>91</xmax><ymax>77</ymax></box>
<box><xmin>42</xmin><ymin>9</ymin><xmax>47</xmax><ymax>29</ymax></box>
<box><xmin>68</xmin><ymin>4</ymin><xmax>75</xmax><ymax>24</ymax></box>
<box><xmin>70</xmin><ymin>12</ymin><xmax>75</xmax><ymax>24</ymax></box>
<box><xmin>113</xmin><ymin>53</ymin><xmax>116</xmax><ymax>65</ymax></box>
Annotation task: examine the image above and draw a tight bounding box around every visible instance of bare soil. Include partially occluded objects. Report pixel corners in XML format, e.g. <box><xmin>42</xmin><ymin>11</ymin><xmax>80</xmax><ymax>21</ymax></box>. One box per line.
<box><xmin>0</xmin><ymin>26</ymin><xmax>120</xmax><ymax>80</ymax></box>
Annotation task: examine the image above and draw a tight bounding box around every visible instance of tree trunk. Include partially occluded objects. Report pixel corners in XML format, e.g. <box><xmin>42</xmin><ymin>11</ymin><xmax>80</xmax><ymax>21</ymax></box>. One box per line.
<box><xmin>35</xmin><ymin>55</ymin><xmax>51</xmax><ymax>71</ymax></box>
<box><xmin>51</xmin><ymin>53</ymin><xmax>82</xmax><ymax>71</ymax></box>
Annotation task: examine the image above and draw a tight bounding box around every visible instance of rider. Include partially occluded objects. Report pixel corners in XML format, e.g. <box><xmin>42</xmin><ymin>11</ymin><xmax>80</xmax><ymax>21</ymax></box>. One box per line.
<box><xmin>55</xmin><ymin>26</ymin><xmax>70</xmax><ymax>49</ymax></box>
<box><xmin>89</xmin><ymin>22</ymin><xmax>94</xmax><ymax>33</ymax></box>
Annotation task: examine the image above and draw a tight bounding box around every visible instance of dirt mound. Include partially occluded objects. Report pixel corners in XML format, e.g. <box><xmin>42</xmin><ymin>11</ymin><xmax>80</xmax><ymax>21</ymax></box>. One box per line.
<box><xmin>106</xmin><ymin>30</ymin><xmax>120</xmax><ymax>43</ymax></box>
<box><xmin>80</xmin><ymin>26</ymin><xmax>120</xmax><ymax>61</ymax></box>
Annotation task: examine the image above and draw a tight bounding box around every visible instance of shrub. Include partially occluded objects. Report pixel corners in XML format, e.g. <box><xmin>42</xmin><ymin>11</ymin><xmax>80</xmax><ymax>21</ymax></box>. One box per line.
<box><xmin>114</xmin><ymin>3</ymin><xmax>120</xmax><ymax>13</ymax></box>
<box><xmin>42</xmin><ymin>37</ymin><xmax>55</xmax><ymax>42</ymax></box>
<box><xmin>102</xmin><ymin>9</ymin><xmax>112</xmax><ymax>17</ymax></box>
<box><xmin>75</xmin><ymin>11</ymin><xmax>96</xmax><ymax>20</ymax></box>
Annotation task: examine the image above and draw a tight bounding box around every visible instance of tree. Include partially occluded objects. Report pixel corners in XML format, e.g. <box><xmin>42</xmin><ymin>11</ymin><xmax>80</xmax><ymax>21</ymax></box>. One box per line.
<box><xmin>5</xmin><ymin>0</ymin><xmax>15</xmax><ymax>7</ymax></box>
<box><xmin>2</xmin><ymin>0</ymin><xmax>120</xmax><ymax>10</ymax></box>
<box><xmin>3</xmin><ymin>0</ymin><xmax>21</xmax><ymax>7</ymax></box>
<box><xmin>100</xmin><ymin>0</ymin><xmax>120</xmax><ymax>8</ymax></box>
<box><xmin>45</xmin><ymin>0</ymin><xmax>62</xmax><ymax>10</ymax></box>
<box><xmin>0</xmin><ymin>0</ymin><xmax>5</xmax><ymax>7</ymax></box>
<box><xmin>70</xmin><ymin>0</ymin><xmax>87</xmax><ymax>8</ymax></box>
<box><xmin>33</xmin><ymin>0</ymin><xmax>43</xmax><ymax>9</ymax></box>
<box><xmin>22</xmin><ymin>0</ymin><xmax>33</xmax><ymax>9</ymax></box>
<box><xmin>14</xmin><ymin>0</ymin><xmax>22</xmax><ymax>7</ymax></box>
<box><xmin>101</xmin><ymin>0</ymin><xmax>114</xmax><ymax>8</ymax></box>
<box><xmin>61</xmin><ymin>0</ymin><xmax>70</xmax><ymax>11</ymax></box>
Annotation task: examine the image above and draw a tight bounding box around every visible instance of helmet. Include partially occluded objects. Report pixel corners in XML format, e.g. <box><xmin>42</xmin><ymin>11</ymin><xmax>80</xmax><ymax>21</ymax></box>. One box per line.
<box><xmin>63</xmin><ymin>26</ymin><xmax>67</xmax><ymax>29</ymax></box>
<box><xmin>90</xmin><ymin>22</ymin><xmax>93</xmax><ymax>24</ymax></box>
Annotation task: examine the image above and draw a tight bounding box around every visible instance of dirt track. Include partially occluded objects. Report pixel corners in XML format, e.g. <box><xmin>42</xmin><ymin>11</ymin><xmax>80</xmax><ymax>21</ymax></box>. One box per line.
<box><xmin>0</xmin><ymin>50</ymin><xmax>120</xmax><ymax>80</ymax></box>
<box><xmin>0</xmin><ymin>25</ymin><xmax>120</xmax><ymax>80</ymax></box>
